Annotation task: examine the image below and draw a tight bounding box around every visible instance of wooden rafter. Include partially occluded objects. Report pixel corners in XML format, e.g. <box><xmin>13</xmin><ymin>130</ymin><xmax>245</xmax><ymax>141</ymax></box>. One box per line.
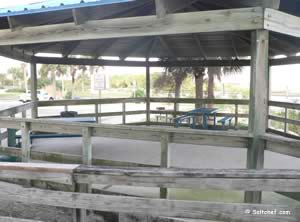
<box><xmin>0</xmin><ymin>8</ymin><xmax>264</xmax><ymax>46</ymax></box>
<box><xmin>193</xmin><ymin>34</ymin><xmax>208</xmax><ymax>59</ymax></box>
<box><xmin>62</xmin><ymin>41</ymin><xmax>81</xmax><ymax>58</ymax></box>
<box><xmin>119</xmin><ymin>37</ymin><xmax>152</xmax><ymax>60</ymax></box>
<box><xmin>92</xmin><ymin>39</ymin><xmax>118</xmax><ymax>59</ymax></box>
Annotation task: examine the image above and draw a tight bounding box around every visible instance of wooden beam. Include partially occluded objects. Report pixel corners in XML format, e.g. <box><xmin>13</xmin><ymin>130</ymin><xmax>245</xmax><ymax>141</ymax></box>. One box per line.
<box><xmin>0</xmin><ymin>216</ymin><xmax>44</xmax><ymax>222</ymax></box>
<box><xmin>245</xmin><ymin>30</ymin><xmax>269</xmax><ymax>204</ymax></box>
<box><xmin>0</xmin><ymin>184</ymin><xmax>298</xmax><ymax>222</ymax></box>
<box><xmin>265</xmin><ymin>8</ymin><xmax>300</xmax><ymax>38</ymax></box>
<box><xmin>62</xmin><ymin>41</ymin><xmax>81</xmax><ymax>58</ymax></box>
<box><xmin>0</xmin><ymin>8</ymin><xmax>264</xmax><ymax>46</ymax></box>
<box><xmin>74</xmin><ymin>166</ymin><xmax>300</xmax><ymax>192</ymax></box>
<box><xmin>72</xmin><ymin>8</ymin><xmax>88</xmax><ymax>25</ymax></box>
<box><xmin>34</xmin><ymin>55</ymin><xmax>254</xmax><ymax>67</ymax></box>
<box><xmin>0</xmin><ymin>46</ymin><xmax>33</xmax><ymax>63</ymax></box>
<box><xmin>30</xmin><ymin>63</ymin><xmax>38</xmax><ymax>118</ymax></box>
<box><xmin>155</xmin><ymin>0</ymin><xmax>168</xmax><ymax>18</ymax></box>
<box><xmin>193</xmin><ymin>34</ymin><xmax>208</xmax><ymax>59</ymax></box>
<box><xmin>240</xmin><ymin>0</ymin><xmax>280</xmax><ymax>9</ymax></box>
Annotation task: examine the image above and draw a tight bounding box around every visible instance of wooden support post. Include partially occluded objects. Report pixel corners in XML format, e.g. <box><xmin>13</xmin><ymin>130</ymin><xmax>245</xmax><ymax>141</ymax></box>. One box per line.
<box><xmin>235</xmin><ymin>104</ymin><xmax>239</xmax><ymax>129</ymax></box>
<box><xmin>74</xmin><ymin>127</ymin><xmax>93</xmax><ymax>222</ymax></box>
<box><xmin>146</xmin><ymin>62</ymin><xmax>151</xmax><ymax>125</ymax></box>
<box><xmin>284</xmin><ymin>107</ymin><xmax>288</xmax><ymax>134</ymax></box>
<box><xmin>245</xmin><ymin>30</ymin><xmax>269</xmax><ymax>204</ymax></box>
<box><xmin>82</xmin><ymin>127</ymin><xmax>92</xmax><ymax>165</ymax></box>
<box><xmin>160</xmin><ymin>133</ymin><xmax>170</xmax><ymax>199</ymax></box>
<box><xmin>30</xmin><ymin>63</ymin><xmax>38</xmax><ymax>119</ymax></box>
<box><xmin>95</xmin><ymin>104</ymin><xmax>99</xmax><ymax>124</ymax></box>
<box><xmin>122</xmin><ymin>102</ymin><xmax>126</xmax><ymax>125</ymax></box>
<box><xmin>64</xmin><ymin>105</ymin><xmax>68</xmax><ymax>112</ymax></box>
<box><xmin>21</xmin><ymin>122</ymin><xmax>30</xmax><ymax>162</ymax></box>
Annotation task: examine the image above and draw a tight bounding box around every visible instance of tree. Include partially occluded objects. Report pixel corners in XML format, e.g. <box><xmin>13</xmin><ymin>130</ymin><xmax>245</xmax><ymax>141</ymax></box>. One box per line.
<box><xmin>7</xmin><ymin>66</ymin><xmax>23</xmax><ymax>88</ymax></box>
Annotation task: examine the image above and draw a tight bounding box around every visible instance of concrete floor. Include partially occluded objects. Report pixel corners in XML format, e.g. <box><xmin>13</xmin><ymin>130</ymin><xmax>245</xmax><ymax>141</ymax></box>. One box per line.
<box><xmin>32</xmin><ymin>137</ymin><xmax>300</xmax><ymax>169</ymax></box>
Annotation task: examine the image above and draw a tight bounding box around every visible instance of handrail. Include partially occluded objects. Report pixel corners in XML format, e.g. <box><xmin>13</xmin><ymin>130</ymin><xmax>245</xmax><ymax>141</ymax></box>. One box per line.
<box><xmin>268</xmin><ymin>100</ymin><xmax>300</xmax><ymax>139</ymax></box>
<box><xmin>0</xmin><ymin>102</ymin><xmax>33</xmax><ymax>117</ymax></box>
<box><xmin>0</xmin><ymin>163</ymin><xmax>299</xmax><ymax>222</ymax></box>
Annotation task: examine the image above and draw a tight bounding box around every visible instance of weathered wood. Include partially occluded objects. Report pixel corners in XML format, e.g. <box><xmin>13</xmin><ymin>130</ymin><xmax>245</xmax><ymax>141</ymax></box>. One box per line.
<box><xmin>146</xmin><ymin>64</ymin><xmax>150</xmax><ymax>124</ymax></box>
<box><xmin>269</xmin><ymin>115</ymin><xmax>300</xmax><ymax>126</ymax></box>
<box><xmin>21</xmin><ymin>122</ymin><xmax>30</xmax><ymax>162</ymax></box>
<box><xmin>30</xmin><ymin>63</ymin><xmax>38</xmax><ymax>118</ymax></box>
<box><xmin>122</xmin><ymin>102</ymin><xmax>126</xmax><ymax>125</ymax></box>
<box><xmin>0</xmin><ymin>8</ymin><xmax>264</xmax><ymax>46</ymax></box>
<box><xmin>0</xmin><ymin>184</ymin><xmax>298</xmax><ymax>222</ymax></box>
<box><xmin>0</xmin><ymin>216</ymin><xmax>43</xmax><ymax>222</ymax></box>
<box><xmin>0</xmin><ymin>102</ymin><xmax>33</xmax><ymax>117</ymax></box>
<box><xmin>246</xmin><ymin>30</ymin><xmax>269</xmax><ymax>204</ymax></box>
<box><xmin>82</xmin><ymin>127</ymin><xmax>92</xmax><ymax>165</ymax></box>
<box><xmin>74</xmin><ymin>166</ymin><xmax>300</xmax><ymax>192</ymax></box>
<box><xmin>265</xmin><ymin>8</ymin><xmax>300</xmax><ymax>38</ymax></box>
<box><xmin>0</xmin><ymin>163</ymin><xmax>77</xmax><ymax>185</ymax></box>
<box><xmin>269</xmin><ymin>101</ymin><xmax>300</xmax><ymax>110</ymax></box>
<box><xmin>262</xmin><ymin>134</ymin><xmax>300</xmax><ymax>158</ymax></box>
<box><xmin>38</xmin><ymin>98</ymin><xmax>146</xmax><ymax>107</ymax></box>
<box><xmin>160</xmin><ymin>133</ymin><xmax>169</xmax><ymax>199</ymax></box>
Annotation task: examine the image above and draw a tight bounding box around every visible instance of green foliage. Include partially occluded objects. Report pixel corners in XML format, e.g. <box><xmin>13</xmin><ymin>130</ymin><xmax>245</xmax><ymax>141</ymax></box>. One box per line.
<box><xmin>132</xmin><ymin>88</ymin><xmax>145</xmax><ymax>98</ymax></box>
<box><xmin>110</xmin><ymin>74</ymin><xmax>145</xmax><ymax>89</ymax></box>
<box><xmin>270</xmin><ymin>110</ymin><xmax>300</xmax><ymax>136</ymax></box>
<box><xmin>64</xmin><ymin>90</ymin><xmax>72</xmax><ymax>99</ymax></box>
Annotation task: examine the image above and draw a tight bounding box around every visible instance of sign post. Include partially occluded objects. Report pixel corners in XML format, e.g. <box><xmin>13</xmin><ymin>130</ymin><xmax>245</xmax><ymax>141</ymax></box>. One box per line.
<box><xmin>94</xmin><ymin>69</ymin><xmax>106</xmax><ymax>123</ymax></box>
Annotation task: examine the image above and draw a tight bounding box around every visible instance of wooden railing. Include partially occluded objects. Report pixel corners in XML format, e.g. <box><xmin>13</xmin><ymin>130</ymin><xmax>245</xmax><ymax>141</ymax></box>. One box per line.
<box><xmin>268</xmin><ymin>101</ymin><xmax>300</xmax><ymax>139</ymax></box>
<box><xmin>38</xmin><ymin>98</ymin><xmax>146</xmax><ymax>124</ymax></box>
<box><xmin>0</xmin><ymin>102</ymin><xmax>33</xmax><ymax>146</ymax></box>
<box><xmin>0</xmin><ymin>163</ymin><xmax>299</xmax><ymax>222</ymax></box>
<box><xmin>38</xmin><ymin>98</ymin><xmax>249</xmax><ymax>128</ymax></box>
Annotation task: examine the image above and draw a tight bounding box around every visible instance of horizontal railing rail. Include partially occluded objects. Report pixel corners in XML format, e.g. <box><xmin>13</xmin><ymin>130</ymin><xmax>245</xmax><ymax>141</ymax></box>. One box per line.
<box><xmin>0</xmin><ymin>102</ymin><xmax>33</xmax><ymax>117</ymax></box>
<box><xmin>268</xmin><ymin>101</ymin><xmax>300</xmax><ymax>139</ymax></box>
<box><xmin>0</xmin><ymin>163</ymin><xmax>299</xmax><ymax>222</ymax></box>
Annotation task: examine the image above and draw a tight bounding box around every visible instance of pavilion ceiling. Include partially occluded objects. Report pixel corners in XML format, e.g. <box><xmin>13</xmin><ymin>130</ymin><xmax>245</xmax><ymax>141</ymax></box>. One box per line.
<box><xmin>0</xmin><ymin>0</ymin><xmax>300</xmax><ymax>61</ymax></box>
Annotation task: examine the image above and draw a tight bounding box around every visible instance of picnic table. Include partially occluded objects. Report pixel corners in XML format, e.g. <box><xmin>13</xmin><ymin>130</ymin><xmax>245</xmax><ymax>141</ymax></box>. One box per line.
<box><xmin>175</xmin><ymin>108</ymin><xmax>218</xmax><ymax>129</ymax></box>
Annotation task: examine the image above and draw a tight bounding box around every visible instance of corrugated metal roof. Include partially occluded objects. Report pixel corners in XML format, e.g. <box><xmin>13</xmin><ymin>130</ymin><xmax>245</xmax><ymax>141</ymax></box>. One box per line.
<box><xmin>0</xmin><ymin>0</ymin><xmax>135</xmax><ymax>17</ymax></box>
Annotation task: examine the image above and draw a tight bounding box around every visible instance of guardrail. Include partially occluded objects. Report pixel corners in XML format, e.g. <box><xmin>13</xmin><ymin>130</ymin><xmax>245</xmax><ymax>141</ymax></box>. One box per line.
<box><xmin>0</xmin><ymin>102</ymin><xmax>33</xmax><ymax>146</ymax></box>
<box><xmin>38</xmin><ymin>98</ymin><xmax>146</xmax><ymax>124</ymax></box>
<box><xmin>38</xmin><ymin>98</ymin><xmax>249</xmax><ymax>128</ymax></box>
<box><xmin>268</xmin><ymin>101</ymin><xmax>300</xmax><ymax>139</ymax></box>
<box><xmin>0</xmin><ymin>163</ymin><xmax>299</xmax><ymax>222</ymax></box>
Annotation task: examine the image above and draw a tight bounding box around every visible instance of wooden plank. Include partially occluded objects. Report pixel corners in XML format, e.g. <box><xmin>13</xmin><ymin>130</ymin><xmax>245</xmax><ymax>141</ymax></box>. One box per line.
<box><xmin>38</xmin><ymin>98</ymin><xmax>146</xmax><ymax>107</ymax></box>
<box><xmin>0</xmin><ymin>102</ymin><xmax>33</xmax><ymax>117</ymax></box>
<box><xmin>82</xmin><ymin>127</ymin><xmax>92</xmax><ymax>165</ymax></box>
<box><xmin>262</xmin><ymin>134</ymin><xmax>300</xmax><ymax>158</ymax></box>
<box><xmin>269</xmin><ymin>115</ymin><xmax>300</xmax><ymax>126</ymax></box>
<box><xmin>146</xmin><ymin>64</ymin><xmax>150</xmax><ymax>124</ymax></box>
<box><xmin>269</xmin><ymin>101</ymin><xmax>300</xmax><ymax>110</ymax></box>
<box><xmin>0</xmin><ymin>216</ymin><xmax>43</xmax><ymax>222</ymax></box>
<box><xmin>21</xmin><ymin>122</ymin><xmax>30</xmax><ymax>162</ymax></box>
<box><xmin>0</xmin><ymin>163</ymin><xmax>78</xmax><ymax>185</ymax></box>
<box><xmin>0</xmin><ymin>146</ymin><xmax>155</xmax><ymax>167</ymax></box>
<box><xmin>240</xmin><ymin>0</ymin><xmax>280</xmax><ymax>9</ymax></box>
<box><xmin>74</xmin><ymin>166</ymin><xmax>300</xmax><ymax>192</ymax></box>
<box><xmin>246</xmin><ymin>30</ymin><xmax>269</xmax><ymax>204</ymax></box>
<box><xmin>0</xmin><ymin>185</ymin><xmax>298</xmax><ymax>222</ymax></box>
<box><xmin>34</xmin><ymin>56</ymin><xmax>252</xmax><ymax>67</ymax></box>
<box><xmin>160</xmin><ymin>133</ymin><xmax>169</xmax><ymax>198</ymax></box>
<box><xmin>30</xmin><ymin>63</ymin><xmax>38</xmax><ymax>118</ymax></box>
<box><xmin>265</xmin><ymin>8</ymin><xmax>300</xmax><ymax>38</ymax></box>
<box><xmin>0</xmin><ymin>8</ymin><xmax>264</xmax><ymax>46</ymax></box>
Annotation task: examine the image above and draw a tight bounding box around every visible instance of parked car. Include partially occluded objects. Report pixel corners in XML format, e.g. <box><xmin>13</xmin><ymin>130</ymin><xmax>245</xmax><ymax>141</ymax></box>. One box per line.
<box><xmin>19</xmin><ymin>90</ymin><xmax>54</xmax><ymax>103</ymax></box>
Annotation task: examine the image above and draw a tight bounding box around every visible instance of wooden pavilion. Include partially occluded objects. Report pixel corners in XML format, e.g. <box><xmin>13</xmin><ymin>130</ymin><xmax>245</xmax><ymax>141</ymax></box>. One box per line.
<box><xmin>0</xmin><ymin>0</ymin><xmax>300</xmax><ymax>221</ymax></box>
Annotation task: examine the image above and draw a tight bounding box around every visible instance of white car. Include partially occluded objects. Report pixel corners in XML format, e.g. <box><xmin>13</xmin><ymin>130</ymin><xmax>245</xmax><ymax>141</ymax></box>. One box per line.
<box><xmin>19</xmin><ymin>90</ymin><xmax>54</xmax><ymax>103</ymax></box>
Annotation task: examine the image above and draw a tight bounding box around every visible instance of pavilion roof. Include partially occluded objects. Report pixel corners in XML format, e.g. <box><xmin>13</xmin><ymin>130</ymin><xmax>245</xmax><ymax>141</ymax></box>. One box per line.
<box><xmin>0</xmin><ymin>0</ymin><xmax>299</xmax><ymax>61</ymax></box>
